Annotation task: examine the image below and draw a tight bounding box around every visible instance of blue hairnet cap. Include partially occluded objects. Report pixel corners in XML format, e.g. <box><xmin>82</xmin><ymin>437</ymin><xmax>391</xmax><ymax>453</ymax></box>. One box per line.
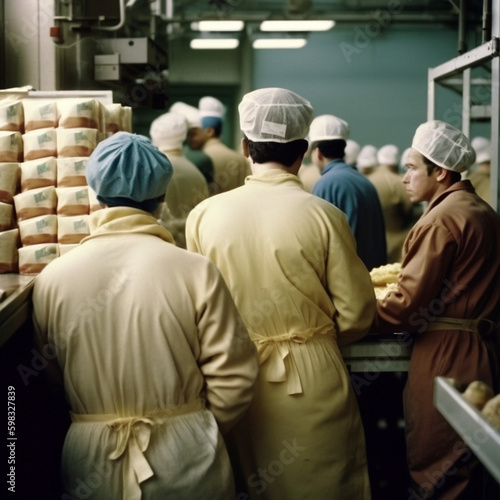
<box><xmin>86</xmin><ymin>132</ymin><xmax>173</xmax><ymax>203</ymax></box>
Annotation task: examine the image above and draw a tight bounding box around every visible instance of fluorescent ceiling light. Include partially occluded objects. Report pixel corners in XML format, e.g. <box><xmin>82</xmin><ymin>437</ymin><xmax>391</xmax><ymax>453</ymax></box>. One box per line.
<box><xmin>191</xmin><ymin>20</ymin><xmax>245</xmax><ymax>32</ymax></box>
<box><xmin>260</xmin><ymin>20</ymin><xmax>334</xmax><ymax>32</ymax></box>
<box><xmin>252</xmin><ymin>38</ymin><xmax>307</xmax><ymax>49</ymax></box>
<box><xmin>190</xmin><ymin>38</ymin><xmax>240</xmax><ymax>49</ymax></box>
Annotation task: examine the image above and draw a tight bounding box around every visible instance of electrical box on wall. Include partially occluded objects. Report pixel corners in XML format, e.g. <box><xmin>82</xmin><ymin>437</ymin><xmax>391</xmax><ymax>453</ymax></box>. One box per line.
<box><xmin>94</xmin><ymin>54</ymin><xmax>121</xmax><ymax>81</ymax></box>
<box><xmin>98</xmin><ymin>38</ymin><xmax>168</xmax><ymax>67</ymax></box>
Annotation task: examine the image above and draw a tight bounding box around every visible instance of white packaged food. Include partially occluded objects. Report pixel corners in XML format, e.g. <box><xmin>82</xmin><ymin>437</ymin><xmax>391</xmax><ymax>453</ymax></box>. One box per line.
<box><xmin>13</xmin><ymin>185</ymin><xmax>57</xmax><ymax>221</ymax></box>
<box><xmin>58</xmin><ymin>98</ymin><xmax>103</xmax><ymax>130</ymax></box>
<box><xmin>57</xmin><ymin>157</ymin><xmax>88</xmax><ymax>187</ymax></box>
<box><xmin>0</xmin><ymin>162</ymin><xmax>20</xmax><ymax>204</ymax></box>
<box><xmin>57</xmin><ymin>128</ymin><xmax>98</xmax><ymax>158</ymax></box>
<box><xmin>0</xmin><ymin>131</ymin><xmax>23</xmax><ymax>162</ymax></box>
<box><xmin>87</xmin><ymin>186</ymin><xmax>102</xmax><ymax>213</ymax></box>
<box><xmin>20</xmin><ymin>156</ymin><xmax>57</xmax><ymax>191</ymax></box>
<box><xmin>18</xmin><ymin>214</ymin><xmax>58</xmax><ymax>246</ymax></box>
<box><xmin>23</xmin><ymin>127</ymin><xmax>57</xmax><ymax>161</ymax></box>
<box><xmin>23</xmin><ymin>100</ymin><xmax>58</xmax><ymax>132</ymax></box>
<box><xmin>0</xmin><ymin>228</ymin><xmax>19</xmax><ymax>274</ymax></box>
<box><xmin>57</xmin><ymin>214</ymin><xmax>89</xmax><ymax>244</ymax></box>
<box><xmin>56</xmin><ymin>186</ymin><xmax>89</xmax><ymax>216</ymax></box>
<box><xmin>0</xmin><ymin>202</ymin><xmax>14</xmax><ymax>231</ymax></box>
<box><xmin>0</xmin><ymin>100</ymin><xmax>24</xmax><ymax>132</ymax></box>
<box><xmin>18</xmin><ymin>242</ymin><xmax>59</xmax><ymax>275</ymax></box>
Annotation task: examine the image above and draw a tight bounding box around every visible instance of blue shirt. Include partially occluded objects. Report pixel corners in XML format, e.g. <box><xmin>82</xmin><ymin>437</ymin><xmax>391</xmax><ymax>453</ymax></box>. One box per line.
<box><xmin>313</xmin><ymin>159</ymin><xmax>387</xmax><ymax>270</ymax></box>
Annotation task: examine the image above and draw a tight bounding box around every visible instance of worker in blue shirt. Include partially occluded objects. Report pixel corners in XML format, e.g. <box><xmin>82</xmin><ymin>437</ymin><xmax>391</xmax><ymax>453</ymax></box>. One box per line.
<box><xmin>310</xmin><ymin>114</ymin><xmax>387</xmax><ymax>270</ymax></box>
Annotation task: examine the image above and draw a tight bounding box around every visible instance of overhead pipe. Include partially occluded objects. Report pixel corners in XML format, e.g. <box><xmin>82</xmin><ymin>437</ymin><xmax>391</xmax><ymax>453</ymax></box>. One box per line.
<box><xmin>458</xmin><ymin>0</ymin><xmax>467</xmax><ymax>54</ymax></box>
<box><xmin>157</xmin><ymin>12</ymin><xmax>460</xmax><ymax>24</ymax></box>
<box><xmin>482</xmin><ymin>0</ymin><xmax>491</xmax><ymax>42</ymax></box>
<box><xmin>93</xmin><ymin>0</ymin><xmax>126</xmax><ymax>31</ymax></box>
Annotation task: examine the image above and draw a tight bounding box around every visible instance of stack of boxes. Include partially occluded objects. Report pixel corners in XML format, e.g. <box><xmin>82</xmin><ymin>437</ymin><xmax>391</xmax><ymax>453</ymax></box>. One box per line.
<box><xmin>0</xmin><ymin>96</ymin><xmax>132</xmax><ymax>275</ymax></box>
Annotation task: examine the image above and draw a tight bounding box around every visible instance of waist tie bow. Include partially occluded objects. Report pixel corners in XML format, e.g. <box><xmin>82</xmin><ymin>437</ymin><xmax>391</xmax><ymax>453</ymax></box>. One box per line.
<box><xmin>71</xmin><ymin>398</ymin><xmax>205</xmax><ymax>500</ymax></box>
<box><xmin>251</xmin><ymin>331</ymin><xmax>325</xmax><ymax>395</ymax></box>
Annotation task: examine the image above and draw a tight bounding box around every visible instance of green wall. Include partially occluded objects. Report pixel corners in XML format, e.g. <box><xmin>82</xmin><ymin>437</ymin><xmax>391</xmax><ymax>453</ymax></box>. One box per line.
<box><xmin>133</xmin><ymin>20</ymin><xmax>490</xmax><ymax>157</ymax></box>
<box><xmin>252</xmin><ymin>22</ymin><xmax>490</xmax><ymax>153</ymax></box>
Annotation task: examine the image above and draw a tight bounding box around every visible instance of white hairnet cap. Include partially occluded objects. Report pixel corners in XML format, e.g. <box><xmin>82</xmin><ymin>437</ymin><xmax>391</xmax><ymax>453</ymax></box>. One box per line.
<box><xmin>356</xmin><ymin>145</ymin><xmax>378</xmax><ymax>169</ymax></box>
<box><xmin>239</xmin><ymin>87</ymin><xmax>314</xmax><ymax>143</ymax></box>
<box><xmin>169</xmin><ymin>102</ymin><xmax>201</xmax><ymax>129</ymax></box>
<box><xmin>308</xmin><ymin>114</ymin><xmax>349</xmax><ymax>143</ymax></box>
<box><xmin>471</xmin><ymin>136</ymin><xmax>491</xmax><ymax>164</ymax></box>
<box><xmin>199</xmin><ymin>96</ymin><xmax>225</xmax><ymax>119</ymax></box>
<box><xmin>344</xmin><ymin>139</ymin><xmax>360</xmax><ymax>165</ymax></box>
<box><xmin>377</xmin><ymin>144</ymin><xmax>399</xmax><ymax>165</ymax></box>
<box><xmin>149</xmin><ymin>112</ymin><xmax>188</xmax><ymax>151</ymax></box>
<box><xmin>411</xmin><ymin>120</ymin><xmax>476</xmax><ymax>173</ymax></box>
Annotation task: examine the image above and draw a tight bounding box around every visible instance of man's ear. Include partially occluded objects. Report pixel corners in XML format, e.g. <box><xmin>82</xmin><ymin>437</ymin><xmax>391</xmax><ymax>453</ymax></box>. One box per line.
<box><xmin>436</xmin><ymin>167</ymin><xmax>449</xmax><ymax>182</ymax></box>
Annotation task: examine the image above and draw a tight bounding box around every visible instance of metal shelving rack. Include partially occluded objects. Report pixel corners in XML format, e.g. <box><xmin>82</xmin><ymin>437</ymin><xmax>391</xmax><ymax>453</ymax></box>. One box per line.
<box><xmin>427</xmin><ymin>0</ymin><xmax>500</xmax><ymax>212</ymax></box>
<box><xmin>434</xmin><ymin>377</ymin><xmax>500</xmax><ymax>484</ymax></box>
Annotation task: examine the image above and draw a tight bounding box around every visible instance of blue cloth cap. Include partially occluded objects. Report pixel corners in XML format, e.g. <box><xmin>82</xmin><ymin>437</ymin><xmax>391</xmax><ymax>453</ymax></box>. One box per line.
<box><xmin>87</xmin><ymin>132</ymin><xmax>173</xmax><ymax>203</ymax></box>
<box><xmin>201</xmin><ymin>116</ymin><xmax>223</xmax><ymax>130</ymax></box>
<box><xmin>96</xmin><ymin>195</ymin><xmax>160</xmax><ymax>213</ymax></box>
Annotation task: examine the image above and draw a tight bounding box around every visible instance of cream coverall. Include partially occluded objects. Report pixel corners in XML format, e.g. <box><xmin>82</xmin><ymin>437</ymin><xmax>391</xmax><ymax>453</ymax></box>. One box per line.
<box><xmin>159</xmin><ymin>148</ymin><xmax>209</xmax><ymax>248</ymax></box>
<box><xmin>186</xmin><ymin>170</ymin><xmax>376</xmax><ymax>500</ymax></box>
<box><xmin>32</xmin><ymin>207</ymin><xmax>259</xmax><ymax>500</ymax></box>
<box><xmin>202</xmin><ymin>137</ymin><xmax>251</xmax><ymax>195</ymax></box>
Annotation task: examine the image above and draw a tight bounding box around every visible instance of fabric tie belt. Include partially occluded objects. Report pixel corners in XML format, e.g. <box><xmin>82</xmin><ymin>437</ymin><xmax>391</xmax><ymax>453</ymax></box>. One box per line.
<box><xmin>70</xmin><ymin>398</ymin><xmax>205</xmax><ymax>500</ymax></box>
<box><xmin>426</xmin><ymin>317</ymin><xmax>496</xmax><ymax>337</ymax></box>
<box><xmin>251</xmin><ymin>330</ymin><xmax>333</xmax><ymax>395</ymax></box>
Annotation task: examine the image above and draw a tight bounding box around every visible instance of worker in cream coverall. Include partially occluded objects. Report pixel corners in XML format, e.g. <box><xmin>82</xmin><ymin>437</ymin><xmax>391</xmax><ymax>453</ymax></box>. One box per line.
<box><xmin>32</xmin><ymin>132</ymin><xmax>259</xmax><ymax>500</ymax></box>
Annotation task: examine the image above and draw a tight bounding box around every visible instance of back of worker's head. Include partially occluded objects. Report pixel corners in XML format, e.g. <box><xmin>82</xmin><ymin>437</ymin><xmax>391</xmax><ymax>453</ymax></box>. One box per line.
<box><xmin>169</xmin><ymin>102</ymin><xmax>207</xmax><ymax>150</ymax></box>
<box><xmin>239</xmin><ymin>88</ymin><xmax>313</xmax><ymax>166</ymax></box>
<box><xmin>87</xmin><ymin>132</ymin><xmax>173</xmax><ymax>213</ymax></box>
<box><xmin>308</xmin><ymin>114</ymin><xmax>349</xmax><ymax>160</ymax></box>
<box><xmin>344</xmin><ymin>139</ymin><xmax>360</xmax><ymax>166</ymax></box>
<box><xmin>149</xmin><ymin>112</ymin><xmax>188</xmax><ymax>151</ymax></box>
<box><xmin>377</xmin><ymin>144</ymin><xmax>399</xmax><ymax>167</ymax></box>
<box><xmin>169</xmin><ymin>102</ymin><xmax>202</xmax><ymax>130</ymax></box>
<box><xmin>356</xmin><ymin>145</ymin><xmax>378</xmax><ymax>173</ymax></box>
<box><xmin>199</xmin><ymin>96</ymin><xmax>225</xmax><ymax>137</ymax></box>
<box><xmin>411</xmin><ymin>120</ymin><xmax>475</xmax><ymax>174</ymax></box>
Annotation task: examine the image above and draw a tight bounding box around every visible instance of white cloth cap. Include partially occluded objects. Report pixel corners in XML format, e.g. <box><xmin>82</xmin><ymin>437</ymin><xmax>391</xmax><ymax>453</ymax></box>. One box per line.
<box><xmin>411</xmin><ymin>120</ymin><xmax>475</xmax><ymax>173</ymax></box>
<box><xmin>309</xmin><ymin>114</ymin><xmax>349</xmax><ymax>142</ymax></box>
<box><xmin>239</xmin><ymin>87</ymin><xmax>314</xmax><ymax>143</ymax></box>
<box><xmin>377</xmin><ymin>144</ymin><xmax>399</xmax><ymax>166</ymax></box>
<box><xmin>344</xmin><ymin>139</ymin><xmax>360</xmax><ymax>165</ymax></box>
<box><xmin>169</xmin><ymin>102</ymin><xmax>201</xmax><ymax>129</ymax></box>
<box><xmin>149</xmin><ymin>112</ymin><xmax>188</xmax><ymax>151</ymax></box>
<box><xmin>471</xmin><ymin>136</ymin><xmax>491</xmax><ymax>164</ymax></box>
<box><xmin>199</xmin><ymin>96</ymin><xmax>225</xmax><ymax>119</ymax></box>
<box><xmin>356</xmin><ymin>145</ymin><xmax>378</xmax><ymax>169</ymax></box>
